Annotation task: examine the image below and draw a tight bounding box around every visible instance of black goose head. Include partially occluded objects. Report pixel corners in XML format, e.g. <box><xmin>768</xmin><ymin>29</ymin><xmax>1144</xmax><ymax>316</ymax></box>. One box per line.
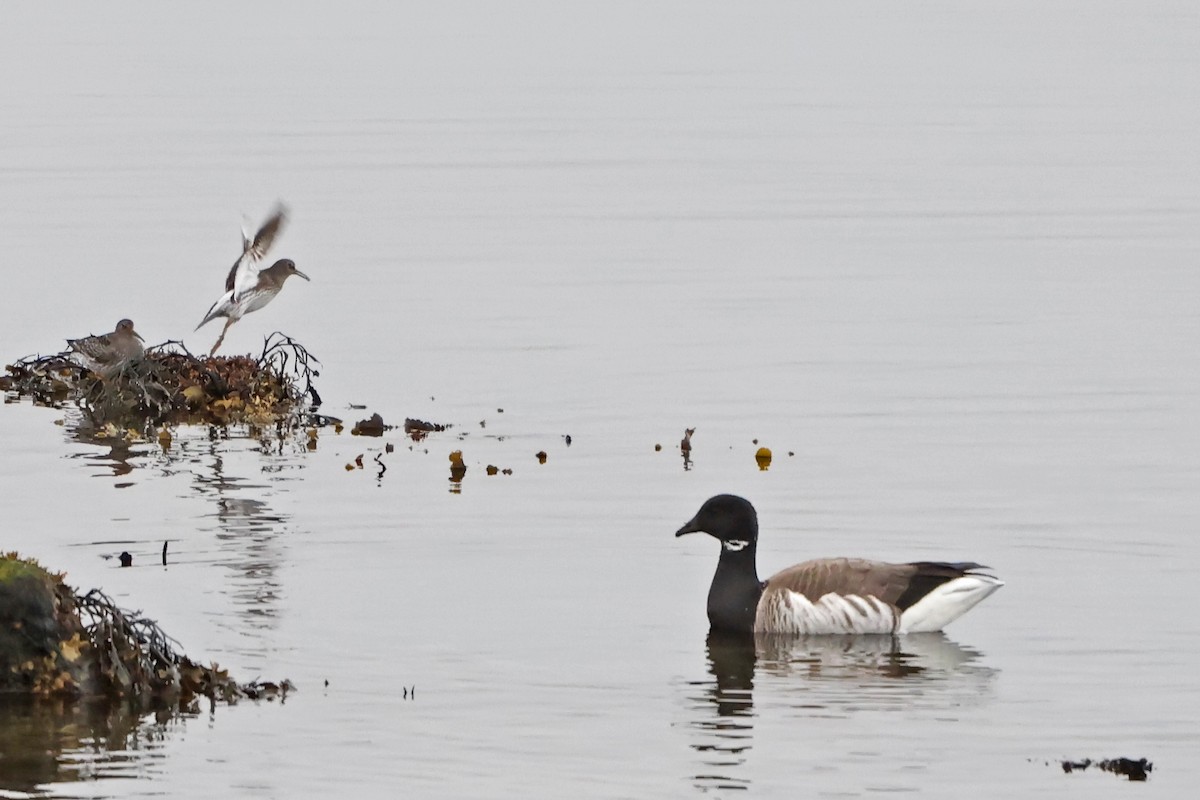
<box><xmin>675</xmin><ymin>494</ymin><xmax>759</xmax><ymax>552</ymax></box>
<box><xmin>677</xmin><ymin>494</ymin><xmax>763</xmax><ymax>634</ymax></box>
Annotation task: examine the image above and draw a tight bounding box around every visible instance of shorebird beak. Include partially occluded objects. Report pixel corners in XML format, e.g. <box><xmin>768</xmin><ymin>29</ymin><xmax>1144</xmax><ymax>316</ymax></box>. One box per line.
<box><xmin>294</xmin><ymin>269</ymin><xmax>311</xmax><ymax>281</ymax></box>
<box><xmin>675</xmin><ymin>516</ymin><xmax>703</xmax><ymax>537</ymax></box>
<box><xmin>133</xmin><ymin>331</ymin><xmax>145</xmax><ymax>342</ymax></box>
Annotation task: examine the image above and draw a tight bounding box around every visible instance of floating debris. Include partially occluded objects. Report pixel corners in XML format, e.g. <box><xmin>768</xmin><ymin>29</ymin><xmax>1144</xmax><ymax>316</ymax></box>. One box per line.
<box><xmin>536</xmin><ymin>450</ymin><xmax>547</xmax><ymax>464</ymax></box>
<box><xmin>351</xmin><ymin>413</ymin><xmax>386</xmax><ymax>437</ymax></box>
<box><xmin>448</xmin><ymin>450</ymin><xmax>466</xmax><ymax>483</ymax></box>
<box><xmin>1060</xmin><ymin>757</ymin><xmax>1152</xmax><ymax>782</ymax></box>
<box><xmin>680</xmin><ymin>427</ymin><xmax>695</xmax><ymax>470</ymax></box>
<box><xmin>755</xmin><ymin>447</ymin><xmax>772</xmax><ymax>471</ymax></box>
<box><xmin>405</xmin><ymin>418</ymin><xmax>449</xmax><ymax>442</ymax></box>
<box><xmin>118</xmin><ymin>552</ymin><xmax>132</xmax><ymax>568</ymax></box>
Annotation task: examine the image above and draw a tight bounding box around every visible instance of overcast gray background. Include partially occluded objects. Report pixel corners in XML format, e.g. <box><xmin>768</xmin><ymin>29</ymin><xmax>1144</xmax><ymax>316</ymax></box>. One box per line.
<box><xmin>2</xmin><ymin>2</ymin><xmax>1197</xmax><ymax>797</ymax></box>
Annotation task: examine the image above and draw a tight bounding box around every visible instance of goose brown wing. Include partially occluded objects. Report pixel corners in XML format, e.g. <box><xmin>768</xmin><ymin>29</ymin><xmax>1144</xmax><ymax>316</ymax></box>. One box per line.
<box><xmin>764</xmin><ymin>558</ymin><xmax>919</xmax><ymax>605</ymax></box>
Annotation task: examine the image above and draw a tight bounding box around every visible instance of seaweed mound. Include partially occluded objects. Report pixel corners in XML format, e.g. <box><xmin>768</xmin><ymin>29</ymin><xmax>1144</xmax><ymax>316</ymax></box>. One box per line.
<box><xmin>2</xmin><ymin>332</ymin><xmax>320</xmax><ymax>428</ymax></box>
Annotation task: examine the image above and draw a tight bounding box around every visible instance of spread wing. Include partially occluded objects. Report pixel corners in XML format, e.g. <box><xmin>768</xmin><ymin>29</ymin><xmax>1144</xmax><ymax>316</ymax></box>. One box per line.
<box><xmin>223</xmin><ymin>204</ymin><xmax>288</xmax><ymax>294</ymax></box>
<box><xmin>249</xmin><ymin>204</ymin><xmax>287</xmax><ymax>261</ymax></box>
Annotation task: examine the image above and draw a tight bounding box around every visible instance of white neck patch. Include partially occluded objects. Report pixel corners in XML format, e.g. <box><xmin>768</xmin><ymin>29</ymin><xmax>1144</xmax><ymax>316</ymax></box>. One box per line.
<box><xmin>722</xmin><ymin>539</ymin><xmax>750</xmax><ymax>552</ymax></box>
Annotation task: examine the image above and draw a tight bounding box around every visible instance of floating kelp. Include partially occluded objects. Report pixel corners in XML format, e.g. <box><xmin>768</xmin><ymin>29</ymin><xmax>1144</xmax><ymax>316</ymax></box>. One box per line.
<box><xmin>2</xmin><ymin>332</ymin><xmax>320</xmax><ymax>429</ymax></box>
<box><xmin>405</xmin><ymin>417</ymin><xmax>450</xmax><ymax>441</ymax></box>
<box><xmin>0</xmin><ymin>553</ymin><xmax>290</xmax><ymax>709</ymax></box>
<box><xmin>1061</xmin><ymin>757</ymin><xmax>1153</xmax><ymax>782</ymax></box>
<box><xmin>351</xmin><ymin>412</ymin><xmax>387</xmax><ymax>436</ymax></box>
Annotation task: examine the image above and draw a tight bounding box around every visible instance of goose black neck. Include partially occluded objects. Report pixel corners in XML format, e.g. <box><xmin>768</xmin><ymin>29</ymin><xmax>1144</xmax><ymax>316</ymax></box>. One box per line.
<box><xmin>706</xmin><ymin>541</ymin><xmax>763</xmax><ymax>634</ymax></box>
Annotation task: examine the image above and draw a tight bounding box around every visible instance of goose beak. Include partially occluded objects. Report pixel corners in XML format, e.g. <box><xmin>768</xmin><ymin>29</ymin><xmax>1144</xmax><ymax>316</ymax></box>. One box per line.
<box><xmin>675</xmin><ymin>516</ymin><xmax>703</xmax><ymax>537</ymax></box>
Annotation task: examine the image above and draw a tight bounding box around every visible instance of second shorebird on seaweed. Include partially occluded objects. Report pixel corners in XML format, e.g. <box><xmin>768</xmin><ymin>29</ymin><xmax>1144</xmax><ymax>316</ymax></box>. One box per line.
<box><xmin>196</xmin><ymin>204</ymin><xmax>309</xmax><ymax>356</ymax></box>
<box><xmin>68</xmin><ymin>318</ymin><xmax>145</xmax><ymax>379</ymax></box>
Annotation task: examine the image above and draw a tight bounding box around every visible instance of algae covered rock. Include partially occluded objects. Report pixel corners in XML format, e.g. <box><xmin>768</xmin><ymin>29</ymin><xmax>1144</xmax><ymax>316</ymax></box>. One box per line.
<box><xmin>0</xmin><ymin>555</ymin><xmax>93</xmax><ymax>696</ymax></box>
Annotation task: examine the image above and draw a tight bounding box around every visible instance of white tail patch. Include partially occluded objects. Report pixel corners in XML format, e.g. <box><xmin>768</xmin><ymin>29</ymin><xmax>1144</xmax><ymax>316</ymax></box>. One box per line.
<box><xmin>899</xmin><ymin>574</ymin><xmax>1004</xmax><ymax>633</ymax></box>
<box><xmin>758</xmin><ymin>590</ymin><xmax>899</xmax><ymax>634</ymax></box>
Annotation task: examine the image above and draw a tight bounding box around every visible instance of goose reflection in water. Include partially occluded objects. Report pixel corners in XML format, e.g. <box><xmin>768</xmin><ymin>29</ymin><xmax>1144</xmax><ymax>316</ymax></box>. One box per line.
<box><xmin>687</xmin><ymin>631</ymin><xmax>757</xmax><ymax>793</ymax></box>
<box><xmin>686</xmin><ymin>632</ymin><xmax>997</xmax><ymax>792</ymax></box>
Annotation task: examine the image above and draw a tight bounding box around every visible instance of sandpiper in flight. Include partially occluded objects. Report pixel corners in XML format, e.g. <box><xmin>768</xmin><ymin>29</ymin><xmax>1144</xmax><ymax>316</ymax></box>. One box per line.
<box><xmin>196</xmin><ymin>204</ymin><xmax>309</xmax><ymax>356</ymax></box>
<box><xmin>67</xmin><ymin>318</ymin><xmax>145</xmax><ymax>378</ymax></box>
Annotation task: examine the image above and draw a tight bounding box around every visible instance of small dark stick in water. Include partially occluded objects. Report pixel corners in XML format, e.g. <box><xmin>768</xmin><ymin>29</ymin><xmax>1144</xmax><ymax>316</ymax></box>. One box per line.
<box><xmin>162</xmin><ymin>540</ymin><xmax>168</xmax><ymax>566</ymax></box>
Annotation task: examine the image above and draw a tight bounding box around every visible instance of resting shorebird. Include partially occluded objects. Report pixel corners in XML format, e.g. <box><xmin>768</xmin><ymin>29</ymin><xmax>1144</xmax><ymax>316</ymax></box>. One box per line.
<box><xmin>196</xmin><ymin>205</ymin><xmax>309</xmax><ymax>356</ymax></box>
<box><xmin>676</xmin><ymin>494</ymin><xmax>1003</xmax><ymax>635</ymax></box>
<box><xmin>67</xmin><ymin>319</ymin><xmax>145</xmax><ymax>379</ymax></box>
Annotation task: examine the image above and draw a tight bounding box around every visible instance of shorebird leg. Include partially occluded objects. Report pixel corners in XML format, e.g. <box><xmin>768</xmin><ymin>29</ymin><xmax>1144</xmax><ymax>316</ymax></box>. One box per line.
<box><xmin>209</xmin><ymin>318</ymin><xmax>236</xmax><ymax>356</ymax></box>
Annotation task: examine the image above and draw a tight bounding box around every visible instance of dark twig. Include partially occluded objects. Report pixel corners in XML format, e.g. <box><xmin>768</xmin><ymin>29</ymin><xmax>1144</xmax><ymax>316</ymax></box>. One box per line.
<box><xmin>258</xmin><ymin>331</ymin><xmax>322</xmax><ymax>407</ymax></box>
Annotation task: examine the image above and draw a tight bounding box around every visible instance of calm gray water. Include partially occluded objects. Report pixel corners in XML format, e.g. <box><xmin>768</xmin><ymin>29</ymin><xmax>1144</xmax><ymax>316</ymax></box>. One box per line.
<box><xmin>2</xmin><ymin>1</ymin><xmax>1198</xmax><ymax>797</ymax></box>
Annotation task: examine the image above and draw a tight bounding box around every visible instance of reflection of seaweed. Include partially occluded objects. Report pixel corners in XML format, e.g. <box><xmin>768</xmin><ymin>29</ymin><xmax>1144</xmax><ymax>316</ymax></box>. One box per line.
<box><xmin>0</xmin><ymin>695</ymin><xmax>168</xmax><ymax>792</ymax></box>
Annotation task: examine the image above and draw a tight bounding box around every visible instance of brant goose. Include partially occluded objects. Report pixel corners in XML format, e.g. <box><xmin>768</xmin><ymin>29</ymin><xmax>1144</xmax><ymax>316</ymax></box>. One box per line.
<box><xmin>196</xmin><ymin>205</ymin><xmax>309</xmax><ymax>355</ymax></box>
<box><xmin>677</xmin><ymin>494</ymin><xmax>1002</xmax><ymax>635</ymax></box>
